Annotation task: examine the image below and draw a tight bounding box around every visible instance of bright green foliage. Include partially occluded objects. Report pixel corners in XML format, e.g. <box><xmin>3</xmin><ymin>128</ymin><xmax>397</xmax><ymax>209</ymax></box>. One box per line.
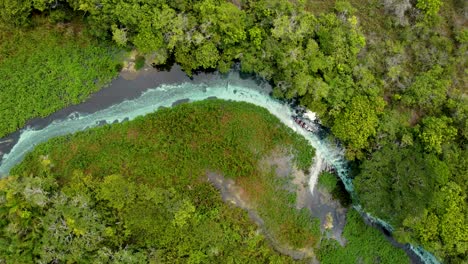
<box><xmin>0</xmin><ymin>0</ymin><xmax>32</xmax><ymax>26</ymax></box>
<box><xmin>111</xmin><ymin>25</ymin><xmax>128</xmax><ymax>47</ymax></box>
<box><xmin>0</xmin><ymin>0</ymin><xmax>369</xmax><ymax>150</ymax></box>
<box><xmin>416</xmin><ymin>0</ymin><xmax>443</xmax><ymax>17</ymax></box>
<box><xmin>334</xmin><ymin>1</ymin><xmax>356</xmax><ymax>15</ymax></box>
<box><xmin>195</xmin><ymin>0</ymin><xmax>246</xmax><ymax>46</ymax></box>
<box><xmin>248</xmin><ymin>27</ymin><xmax>263</xmax><ymax>49</ymax></box>
<box><xmin>419</xmin><ymin>116</ymin><xmax>457</xmax><ymax>154</ymax></box>
<box><xmin>194</xmin><ymin>42</ymin><xmax>220</xmax><ymax>69</ymax></box>
<box><xmin>0</xmin><ymin>0</ymin><xmax>466</xmax><ymax>262</ymax></box>
<box><xmin>317</xmin><ymin>209</ymin><xmax>409</xmax><ymax>263</ymax></box>
<box><xmin>4</xmin><ymin>100</ymin><xmax>318</xmax><ymax>262</ymax></box>
<box><xmin>0</xmin><ymin>0</ymin><xmax>71</xmax><ymax>26</ymax></box>
<box><xmin>0</xmin><ymin>21</ymin><xmax>120</xmax><ymax>138</ymax></box>
<box><xmin>456</xmin><ymin>29</ymin><xmax>468</xmax><ymax>44</ymax></box>
<box><xmin>331</xmin><ymin>95</ymin><xmax>385</xmax><ymax>158</ymax></box>
<box><xmin>32</xmin><ymin>0</ymin><xmax>54</xmax><ymax>11</ymax></box>
<box><xmin>133</xmin><ymin>29</ymin><xmax>164</xmax><ymax>54</ymax></box>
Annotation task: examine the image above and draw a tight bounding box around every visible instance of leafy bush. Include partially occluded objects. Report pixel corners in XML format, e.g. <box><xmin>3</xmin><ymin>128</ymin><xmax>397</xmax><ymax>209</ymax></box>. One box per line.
<box><xmin>416</xmin><ymin>0</ymin><xmax>443</xmax><ymax>17</ymax></box>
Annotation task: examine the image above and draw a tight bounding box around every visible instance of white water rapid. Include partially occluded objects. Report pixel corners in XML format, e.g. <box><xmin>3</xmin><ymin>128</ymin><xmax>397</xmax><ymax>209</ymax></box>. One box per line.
<box><xmin>0</xmin><ymin>72</ymin><xmax>440</xmax><ymax>264</ymax></box>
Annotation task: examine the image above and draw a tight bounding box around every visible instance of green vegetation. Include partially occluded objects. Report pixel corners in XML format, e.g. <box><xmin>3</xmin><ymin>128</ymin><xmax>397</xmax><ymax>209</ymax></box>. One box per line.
<box><xmin>318</xmin><ymin>171</ymin><xmax>338</xmax><ymax>193</ymax></box>
<box><xmin>318</xmin><ymin>209</ymin><xmax>409</xmax><ymax>263</ymax></box>
<box><xmin>0</xmin><ymin>18</ymin><xmax>121</xmax><ymax>138</ymax></box>
<box><xmin>318</xmin><ymin>171</ymin><xmax>352</xmax><ymax>207</ymax></box>
<box><xmin>1</xmin><ymin>100</ymin><xmax>319</xmax><ymax>262</ymax></box>
<box><xmin>416</xmin><ymin>0</ymin><xmax>443</xmax><ymax>17</ymax></box>
<box><xmin>134</xmin><ymin>55</ymin><xmax>146</xmax><ymax>70</ymax></box>
<box><xmin>0</xmin><ymin>0</ymin><xmax>466</xmax><ymax>262</ymax></box>
<box><xmin>253</xmin><ymin>170</ymin><xmax>320</xmax><ymax>249</ymax></box>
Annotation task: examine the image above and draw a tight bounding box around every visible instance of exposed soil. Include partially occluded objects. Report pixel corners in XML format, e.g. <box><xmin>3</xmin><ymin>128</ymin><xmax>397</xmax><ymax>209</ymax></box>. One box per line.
<box><xmin>307</xmin><ymin>186</ymin><xmax>348</xmax><ymax>246</ymax></box>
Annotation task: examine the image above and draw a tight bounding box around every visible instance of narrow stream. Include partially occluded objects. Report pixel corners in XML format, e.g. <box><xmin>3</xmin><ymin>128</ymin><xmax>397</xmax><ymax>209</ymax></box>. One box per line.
<box><xmin>0</xmin><ymin>66</ymin><xmax>439</xmax><ymax>264</ymax></box>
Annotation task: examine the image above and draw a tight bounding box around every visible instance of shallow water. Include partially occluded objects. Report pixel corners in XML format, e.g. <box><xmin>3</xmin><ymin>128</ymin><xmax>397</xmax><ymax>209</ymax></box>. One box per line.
<box><xmin>0</xmin><ymin>66</ymin><xmax>438</xmax><ymax>264</ymax></box>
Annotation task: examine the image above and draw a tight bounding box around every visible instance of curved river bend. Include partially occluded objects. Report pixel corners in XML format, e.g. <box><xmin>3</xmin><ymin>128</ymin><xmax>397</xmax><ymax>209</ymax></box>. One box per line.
<box><xmin>0</xmin><ymin>67</ymin><xmax>439</xmax><ymax>264</ymax></box>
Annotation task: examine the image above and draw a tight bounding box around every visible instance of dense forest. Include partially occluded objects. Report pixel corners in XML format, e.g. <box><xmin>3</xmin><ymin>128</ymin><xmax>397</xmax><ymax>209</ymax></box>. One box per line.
<box><xmin>0</xmin><ymin>0</ymin><xmax>466</xmax><ymax>262</ymax></box>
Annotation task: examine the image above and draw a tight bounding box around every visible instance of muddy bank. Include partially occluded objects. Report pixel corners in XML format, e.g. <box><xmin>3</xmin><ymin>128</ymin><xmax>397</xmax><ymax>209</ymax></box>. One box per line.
<box><xmin>259</xmin><ymin>150</ymin><xmax>348</xmax><ymax>246</ymax></box>
<box><xmin>307</xmin><ymin>186</ymin><xmax>348</xmax><ymax>246</ymax></box>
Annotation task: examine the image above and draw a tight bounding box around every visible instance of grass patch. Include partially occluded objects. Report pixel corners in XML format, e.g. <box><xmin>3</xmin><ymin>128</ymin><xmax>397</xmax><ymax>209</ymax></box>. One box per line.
<box><xmin>0</xmin><ymin>18</ymin><xmax>121</xmax><ymax>138</ymax></box>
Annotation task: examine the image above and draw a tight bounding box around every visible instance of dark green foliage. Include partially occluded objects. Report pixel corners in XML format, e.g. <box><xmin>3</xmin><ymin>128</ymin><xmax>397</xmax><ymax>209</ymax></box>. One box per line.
<box><xmin>134</xmin><ymin>55</ymin><xmax>145</xmax><ymax>70</ymax></box>
<box><xmin>318</xmin><ymin>171</ymin><xmax>338</xmax><ymax>193</ymax></box>
<box><xmin>338</xmin><ymin>0</ymin><xmax>467</xmax><ymax>261</ymax></box>
<box><xmin>355</xmin><ymin>144</ymin><xmax>448</xmax><ymax>225</ymax></box>
<box><xmin>317</xmin><ymin>209</ymin><xmax>409</xmax><ymax>264</ymax></box>
<box><xmin>3</xmin><ymin>100</ymin><xmax>318</xmax><ymax>262</ymax></box>
<box><xmin>355</xmin><ymin>142</ymin><xmax>468</xmax><ymax>261</ymax></box>
<box><xmin>0</xmin><ymin>19</ymin><xmax>120</xmax><ymax>138</ymax></box>
<box><xmin>318</xmin><ymin>172</ymin><xmax>352</xmax><ymax>207</ymax></box>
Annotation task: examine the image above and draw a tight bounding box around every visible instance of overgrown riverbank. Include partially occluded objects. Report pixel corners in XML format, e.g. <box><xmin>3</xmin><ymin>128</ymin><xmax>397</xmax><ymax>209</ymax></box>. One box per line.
<box><xmin>1</xmin><ymin>100</ymin><xmax>318</xmax><ymax>262</ymax></box>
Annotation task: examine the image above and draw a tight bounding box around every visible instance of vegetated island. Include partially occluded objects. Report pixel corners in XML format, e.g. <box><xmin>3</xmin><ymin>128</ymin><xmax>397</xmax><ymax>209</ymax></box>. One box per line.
<box><xmin>0</xmin><ymin>100</ymin><xmax>408</xmax><ymax>263</ymax></box>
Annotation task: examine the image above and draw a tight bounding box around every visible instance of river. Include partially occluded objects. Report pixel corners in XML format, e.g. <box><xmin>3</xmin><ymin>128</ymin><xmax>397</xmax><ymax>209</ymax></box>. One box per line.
<box><xmin>0</xmin><ymin>65</ymin><xmax>439</xmax><ymax>264</ymax></box>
